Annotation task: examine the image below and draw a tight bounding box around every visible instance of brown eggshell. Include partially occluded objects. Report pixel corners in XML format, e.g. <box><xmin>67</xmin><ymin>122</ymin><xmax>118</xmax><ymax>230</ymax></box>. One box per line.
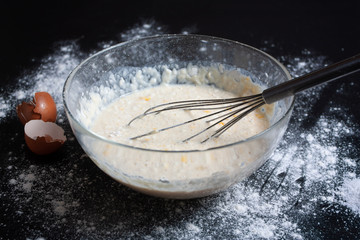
<box><xmin>16</xmin><ymin>102</ymin><xmax>41</xmax><ymax>125</ymax></box>
<box><xmin>33</xmin><ymin>92</ymin><xmax>57</xmax><ymax>122</ymax></box>
<box><xmin>24</xmin><ymin>120</ymin><xmax>66</xmax><ymax>155</ymax></box>
<box><xmin>16</xmin><ymin>92</ymin><xmax>57</xmax><ymax>125</ymax></box>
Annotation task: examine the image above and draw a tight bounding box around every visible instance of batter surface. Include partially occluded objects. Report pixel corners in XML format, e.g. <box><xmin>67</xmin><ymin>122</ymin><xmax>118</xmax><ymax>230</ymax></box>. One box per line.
<box><xmin>91</xmin><ymin>84</ymin><xmax>269</xmax><ymax>151</ymax></box>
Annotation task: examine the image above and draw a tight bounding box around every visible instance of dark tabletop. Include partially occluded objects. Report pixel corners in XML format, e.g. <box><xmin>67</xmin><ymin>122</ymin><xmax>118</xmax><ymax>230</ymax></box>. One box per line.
<box><xmin>1</xmin><ymin>1</ymin><xmax>360</xmax><ymax>239</ymax></box>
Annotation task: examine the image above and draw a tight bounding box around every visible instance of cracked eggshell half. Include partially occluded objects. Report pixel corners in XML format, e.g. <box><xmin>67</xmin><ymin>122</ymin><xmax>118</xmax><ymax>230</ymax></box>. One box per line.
<box><xmin>16</xmin><ymin>92</ymin><xmax>57</xmax><ymax>125</ymax></box>
<box><xmin>24</xmin><ymin>120</ymin><xmax>66</xmax><ymax>155</ymax></box>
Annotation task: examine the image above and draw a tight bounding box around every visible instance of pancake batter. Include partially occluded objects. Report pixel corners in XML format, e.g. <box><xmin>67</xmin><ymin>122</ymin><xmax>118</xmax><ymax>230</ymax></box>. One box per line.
<box><xmin>91</xmin><ymin>84</ymin><xmax>269</xmax><ymax>151</ymax></box>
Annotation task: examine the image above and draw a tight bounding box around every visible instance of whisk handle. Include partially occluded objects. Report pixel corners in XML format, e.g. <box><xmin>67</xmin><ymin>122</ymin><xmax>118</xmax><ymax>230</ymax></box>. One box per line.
<box><xmin>262</xmin><ymin>54</ymin><xmax>360</xmax><ymax>104</ymax></box>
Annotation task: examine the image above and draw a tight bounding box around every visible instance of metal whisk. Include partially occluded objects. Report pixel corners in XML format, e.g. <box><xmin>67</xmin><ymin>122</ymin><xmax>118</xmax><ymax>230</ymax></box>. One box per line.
<box><xmin>129</xmin><ymin>54</ymin><xmax>360</xmax><ymax>143</ymax></box>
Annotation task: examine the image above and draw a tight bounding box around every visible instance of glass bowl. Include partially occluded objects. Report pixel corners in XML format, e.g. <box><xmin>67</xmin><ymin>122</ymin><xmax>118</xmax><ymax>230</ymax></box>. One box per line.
<box><xmin>63</xmin><ymin>34</ymin><xmax>294</xmax><ymax>199</ymax></box>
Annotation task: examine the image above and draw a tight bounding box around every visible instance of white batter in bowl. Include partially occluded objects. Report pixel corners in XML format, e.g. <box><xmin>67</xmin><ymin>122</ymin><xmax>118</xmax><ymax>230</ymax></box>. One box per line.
<box><xmin>63</xmin><ymin>35</ymin><xmax>294</xmax><ymax>199</ymax></box>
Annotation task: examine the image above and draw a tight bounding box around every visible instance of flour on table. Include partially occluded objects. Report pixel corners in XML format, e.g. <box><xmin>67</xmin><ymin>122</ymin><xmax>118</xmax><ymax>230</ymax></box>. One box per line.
<box><xmin>338</xmin><ymin>178</ymin><xmax>360</xmax><ymax>215</ymax></box>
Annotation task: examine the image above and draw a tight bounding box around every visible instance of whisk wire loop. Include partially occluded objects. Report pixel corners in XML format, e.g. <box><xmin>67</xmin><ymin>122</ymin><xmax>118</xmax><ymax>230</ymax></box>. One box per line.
<box><xmin>203</xmin><ymin>97</ymin><xmax>265</xmax><ymax>142</ymax></box>
<box><xmin>129</xmin><ymin>94</ymin><xmax>265</xmax><ymax>142</ymax></box>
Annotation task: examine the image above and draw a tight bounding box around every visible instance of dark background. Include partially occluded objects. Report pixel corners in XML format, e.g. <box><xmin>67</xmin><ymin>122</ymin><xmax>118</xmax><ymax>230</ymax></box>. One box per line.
<box><xmin>2</xmin><ymin>0</ymin><xmax>359</xmax><ymax>84</ymax></box>
<box><xmin>1</xmin><ymin>0</ymin><xmax>359</xmax><ymax>239</ymax></box>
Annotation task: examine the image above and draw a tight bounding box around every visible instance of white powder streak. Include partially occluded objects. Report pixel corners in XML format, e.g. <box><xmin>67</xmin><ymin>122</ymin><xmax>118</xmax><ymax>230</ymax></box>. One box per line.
<box><xmin>0</xmin><ymin>97</ymin><xmax>9</xmax><ymax>118</ymax></box>
<box><xmin>339</xmin><ymin>178</ymin><xmax>360</xmax><ymax>215</ymax></box>
<box><xmin>120</xmin><ymin>20</ymin><xmax>167</xmax><ymax>41</ymax></box>
<box><xmin>186</xmin><ymin>222</ymin><xmax>201</xmax><ymax>233</ymax></box>
<box><xmin>52</xmin><ymin>200</ymin><xmax>67</xmax><ymax>216</ymax></box>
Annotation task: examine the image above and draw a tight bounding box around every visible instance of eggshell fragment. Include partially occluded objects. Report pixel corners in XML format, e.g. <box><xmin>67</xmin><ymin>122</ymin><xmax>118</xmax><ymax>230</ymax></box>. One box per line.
<box><xmin>16</xmin><ymin>102</ymin><xmax>41</xmax><ymax>125</ymax></box>
<box><xmin>16</xmin><ymin>92</ymin><xmax>57</xmax><ymax>125</ymax></box>
<box><xmin>24</xmin><ymin>120</ymin><xmax>66</xmax><ymax>155</ymax></box>
<box><xmin>33</xmin><ymin>92</ymin><xmax>57</xmax><ymax>122</ymax></box>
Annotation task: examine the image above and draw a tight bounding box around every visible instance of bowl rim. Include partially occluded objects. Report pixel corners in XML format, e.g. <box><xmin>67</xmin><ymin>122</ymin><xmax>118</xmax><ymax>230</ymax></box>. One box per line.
<box><xmin>63</xmin><ymin>34</ymin><xmax>295</xmax><ymax>153</ymax></box>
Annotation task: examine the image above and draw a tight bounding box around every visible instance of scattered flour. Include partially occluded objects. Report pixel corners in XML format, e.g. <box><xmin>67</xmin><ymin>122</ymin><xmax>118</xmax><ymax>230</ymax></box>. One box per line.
<box><xmin>0</xmin><ymin>99</ymin><xmax>8</xmax><ymax>118</ymax></box>
<box><xmin>185</xmin><ymin>223</ymin><xmax>201</xmax><ymax>234</ymax></box>
<box><xmin>16</xmin><ymin>171</ymin><xmax>37</xmax><ymax>193</ymax></box>
<box><xmin>1</xmin><ymin>20</ymin><xmax>359</xmax><ymax>239</ymax></box>
<box><xmin>119</xmin><ymin>20</ymin><xmax>168</xmax><ymax>42</ymax></box>
<box><xmin>338</xmin><ymin>178</ymin><xmax>360</xmax><ymax>215</ymax></box>
<box><xmin>51</xmin><ymin>200</ymin><xmax>67</xmax><ymax>216</ymax></box>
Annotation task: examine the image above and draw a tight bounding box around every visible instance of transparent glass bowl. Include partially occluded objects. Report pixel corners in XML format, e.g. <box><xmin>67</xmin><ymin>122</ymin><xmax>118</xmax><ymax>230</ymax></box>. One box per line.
<box><xmin>63</xmin><ymin>34</ymin><xmax>294</xmax><ymax>199</ymax></box>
